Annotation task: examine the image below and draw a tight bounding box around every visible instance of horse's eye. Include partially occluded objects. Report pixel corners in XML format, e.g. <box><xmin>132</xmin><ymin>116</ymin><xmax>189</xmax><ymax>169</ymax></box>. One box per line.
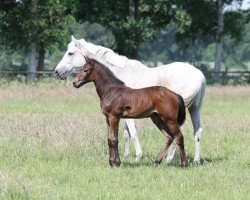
<box><xmin>68</xmin><ymin>52</ymin><xmax>74</xmax><ymax>56</ymax></box>
<box><xmin>83</xmin><ymin>69</ymin><xmax>88</xmax><ymax>72</ymax></box>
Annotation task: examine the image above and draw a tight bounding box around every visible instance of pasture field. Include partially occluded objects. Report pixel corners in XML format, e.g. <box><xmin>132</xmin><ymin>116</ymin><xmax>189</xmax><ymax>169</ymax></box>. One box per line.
<box><xmin>0</xmin><ymin>82</ymin><xmax>249</xmax><ymax>200</ymax></box>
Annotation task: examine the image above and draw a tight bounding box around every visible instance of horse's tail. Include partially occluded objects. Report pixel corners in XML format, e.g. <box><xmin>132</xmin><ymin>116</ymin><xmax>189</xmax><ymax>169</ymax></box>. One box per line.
<box><xmin>177</xmin><ymin>95</ymin><xmax>186</xmax><ymax>126</ymax></box>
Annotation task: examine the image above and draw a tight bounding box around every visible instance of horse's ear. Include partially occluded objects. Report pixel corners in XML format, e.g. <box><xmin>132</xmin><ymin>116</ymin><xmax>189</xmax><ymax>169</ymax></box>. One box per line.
<box><xmin>71</xmin><ymin>35</ymin><xmax>81</xmax><ymax>47</ymax></box>
<box><xmin>71</xmin><ymin>35</ymin><xmax>77</xmax><ymax>42</ymax></box>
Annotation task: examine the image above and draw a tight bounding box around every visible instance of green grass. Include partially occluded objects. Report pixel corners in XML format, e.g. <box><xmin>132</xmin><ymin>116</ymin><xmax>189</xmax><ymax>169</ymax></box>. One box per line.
<box><xmin>0</xmin><ymin>84</ymin><xmax>249</xmax><ymax>199</ymax></box>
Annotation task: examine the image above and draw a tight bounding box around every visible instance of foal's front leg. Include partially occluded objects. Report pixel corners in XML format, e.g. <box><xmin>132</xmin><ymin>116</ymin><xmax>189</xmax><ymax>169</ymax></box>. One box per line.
<box><xmin>106</xmin><ymin>116</ymin><xmax>121</xmax><ymax>167</ymax></box>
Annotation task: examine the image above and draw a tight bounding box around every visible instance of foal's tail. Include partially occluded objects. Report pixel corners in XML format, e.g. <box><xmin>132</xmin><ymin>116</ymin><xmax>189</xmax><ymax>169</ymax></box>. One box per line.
<box><xmin>177</xmin><ymin>95</ymin><xmax>186</xmax><ymax>126</ymax></box>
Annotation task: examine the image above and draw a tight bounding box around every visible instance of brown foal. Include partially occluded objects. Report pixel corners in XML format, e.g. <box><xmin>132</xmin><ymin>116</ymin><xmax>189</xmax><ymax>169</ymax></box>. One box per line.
<box><xmin>73</xmin><ymin>57</ymin><xmax>188</xmax><ymax>167</ymax></box>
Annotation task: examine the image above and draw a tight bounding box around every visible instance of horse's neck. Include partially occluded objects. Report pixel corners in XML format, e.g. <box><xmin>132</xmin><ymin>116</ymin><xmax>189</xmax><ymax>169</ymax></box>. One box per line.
<box><xmin>80</xmin><ymin>40</ymin><xmax>155</xmax><ymax>87</ymax></box>
<box><xmin>81</xmin><ymin>40</ymin><xmax>128</xmax><ymax>73</ymax></box>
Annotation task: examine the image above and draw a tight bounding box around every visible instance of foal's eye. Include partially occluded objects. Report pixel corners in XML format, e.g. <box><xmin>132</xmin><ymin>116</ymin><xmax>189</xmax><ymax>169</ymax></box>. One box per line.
<box><xmin>68</xmin><ymin>52</ymin><xmax>74</xmax><ymax>56</ymax></box>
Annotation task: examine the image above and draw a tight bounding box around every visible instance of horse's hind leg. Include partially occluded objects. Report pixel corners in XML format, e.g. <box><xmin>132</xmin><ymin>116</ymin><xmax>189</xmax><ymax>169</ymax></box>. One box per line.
<box><xmin>189</xmin><ymin>106</ymin><xmax>202</xmax><ymax>164</ymax></box>
<box><xmin>189</xmin><ymin>80</ymin><xmax>206</xmax><ymax>164</ymax></box>
<box><xmin>124</xmin><ymin>124</ymin><xmax>131</xmax><ymax>159</ymax></box>
<box><xmin>150</xmin><ymin>114</ymin><xmax>174</xmax><ymax>164</ymax></box>
<box><xmin>124</xmin><ymin>119</ymin><xmax>142</xmax><ymax>161</ymax></box>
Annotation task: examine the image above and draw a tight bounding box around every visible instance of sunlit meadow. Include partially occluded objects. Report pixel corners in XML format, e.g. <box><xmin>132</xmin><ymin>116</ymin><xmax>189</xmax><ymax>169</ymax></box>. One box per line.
<box><xmin>0</xmin><ymin>82</ymin><xmax>249</xmax><ymax>199</ymax></box>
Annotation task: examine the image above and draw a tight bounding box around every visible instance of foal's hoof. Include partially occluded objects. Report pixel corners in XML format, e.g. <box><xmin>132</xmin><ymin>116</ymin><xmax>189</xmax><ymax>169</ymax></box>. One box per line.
<box><xmin>109</xmin><ymin>161</ymin><xmax>121</xmax><ymax>167</ymax></box>
<box><xmin>153</xmin><ymin>162</ymin><xmax>160</xmax><ymax>167</ymax></box>
<box><xmin>154</xmin><ymin>160</ymin><xmax>162</xmax><ymax>167</ymax></box>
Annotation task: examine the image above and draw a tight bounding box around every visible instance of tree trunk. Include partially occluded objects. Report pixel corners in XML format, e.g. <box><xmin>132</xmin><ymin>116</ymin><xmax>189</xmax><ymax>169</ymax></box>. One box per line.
<box><xmin>131</xmin><ymin>0</ymin><xmax>140</xmax><ymax>59</ymax></box>
<box><xmin>27</xmin><ymin>0</ymin><xmax>38</xmax><ymax>80</ymax></box>
<box><xmin>213</xmin><ymin>0</ymin><xmax>224</xmax><ymax>83</ymax></box>
<box><xmin>28</xmin><ymin>44</ymin><xmax>36</xmax><ymax>80</ymax></box>
<box><xmin>37</xmin><ymin>48</ymin><xmax>45</xmax><ymax>71</ymax></box>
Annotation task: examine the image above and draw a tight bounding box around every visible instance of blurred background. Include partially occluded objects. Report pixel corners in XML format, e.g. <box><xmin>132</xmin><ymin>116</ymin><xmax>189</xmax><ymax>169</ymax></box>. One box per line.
<box><xmin>0</xmin><ymin>0</ymin><xmax>249</xmax><ymax>84</ymax></box>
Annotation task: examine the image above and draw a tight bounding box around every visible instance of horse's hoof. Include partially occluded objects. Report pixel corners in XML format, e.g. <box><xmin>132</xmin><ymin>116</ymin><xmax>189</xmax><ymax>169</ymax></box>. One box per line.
<box><xmin>165</xmin><ymin>158</ymin><xmax>174</xmax><ymax>165</ymax></box>
<box><xmin>193</xmin><ymin>160</ymin><xmax>200</xmax><ymax>165</ymax></box>
<box><xmin>181</xmin><ymin>162</ymin><xmax>188</xmax><ymax>168</ymax></box>
<box><xmin>135</xmin><ymin>151</ymin><xmax>143</xmax><ymax>161</ymax></box>
<box><xmin>124</xmin><ymin>154</ymin><xmax>130</xmax><ymax>160</ymax></box>
<box><xmin>135</xmin><ymin>156</ymin><xmax>141</xmax><ymax>162</ymax></box>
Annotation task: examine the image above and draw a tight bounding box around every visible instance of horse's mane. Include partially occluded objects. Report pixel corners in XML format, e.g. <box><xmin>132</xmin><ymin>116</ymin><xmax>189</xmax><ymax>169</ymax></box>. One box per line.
<box><xmin>91</xmin><ymin>58</ymin><xmax>125</xmax><ymax>85</ymax></box>
<box><xmin>79</xmin><ymin>39</ymin><xmax>128</xmax><ymax>69</ymax></box>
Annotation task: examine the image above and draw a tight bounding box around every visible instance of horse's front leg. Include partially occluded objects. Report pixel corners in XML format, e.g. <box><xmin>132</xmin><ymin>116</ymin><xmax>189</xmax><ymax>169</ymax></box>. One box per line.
<box><xmin>106</xmin><ymin>116</ymin><xmax>121</xmax><ymax>167</ymax></box>
<box><xmin>124</xmin><ymin>119</ymin><xmax>142</xmax><ymax>161</ymax></box>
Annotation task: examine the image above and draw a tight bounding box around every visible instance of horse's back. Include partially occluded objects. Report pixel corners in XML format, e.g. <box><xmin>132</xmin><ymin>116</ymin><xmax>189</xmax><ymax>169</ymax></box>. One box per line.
<box><xmin>156</xmin><ymin>62</ymin><xmax>206</xmax><ymax>107</ymax></box>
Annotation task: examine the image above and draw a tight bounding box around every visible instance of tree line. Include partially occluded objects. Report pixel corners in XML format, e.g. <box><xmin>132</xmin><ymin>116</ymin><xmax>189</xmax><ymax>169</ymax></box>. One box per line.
<box><xmin>0</xmin><ymin>0</ymin><xmax>249</xmax><ymax>82</ymax></box>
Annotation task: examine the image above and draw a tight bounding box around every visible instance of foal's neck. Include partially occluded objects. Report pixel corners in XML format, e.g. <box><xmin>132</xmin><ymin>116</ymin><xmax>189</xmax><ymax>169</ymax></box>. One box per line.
<box><xmin>92</xmin><ymin>63</ymin><xmax>124</xmax><ymax>100</ymax></box>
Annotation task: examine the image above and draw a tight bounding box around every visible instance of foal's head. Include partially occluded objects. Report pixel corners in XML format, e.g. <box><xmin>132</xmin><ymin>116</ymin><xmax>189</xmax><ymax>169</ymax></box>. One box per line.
<box><xmin>73</xmin><ymin>56</ymin><xmax>125</xmax><ymax>88</ymax></box>
<box><xmin>73</xmin><ymin>56</ymin><xmax>94</xmax><ymax>88</ymax></box>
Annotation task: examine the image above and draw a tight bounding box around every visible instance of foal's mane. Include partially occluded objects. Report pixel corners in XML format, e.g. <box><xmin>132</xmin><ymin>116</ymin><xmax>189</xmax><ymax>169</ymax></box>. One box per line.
<box><xmin>90</xmin><ymin>59</ymin><xmax>125</xmax><ymax>85</ymax></box>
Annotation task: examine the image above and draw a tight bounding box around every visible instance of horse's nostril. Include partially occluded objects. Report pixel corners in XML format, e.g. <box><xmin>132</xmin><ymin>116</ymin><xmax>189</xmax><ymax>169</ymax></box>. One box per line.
<box><xmin>55</xmin><ymin>70</ymin><xmax>58</xmax><ymax>74</ymax></box>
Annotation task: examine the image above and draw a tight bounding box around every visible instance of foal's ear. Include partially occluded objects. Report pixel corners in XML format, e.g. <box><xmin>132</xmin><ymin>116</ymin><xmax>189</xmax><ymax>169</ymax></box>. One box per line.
<box><xmin>83</xmin><ymin>56</ymin><xmax>91</xmax><ymax>63</ymax></box>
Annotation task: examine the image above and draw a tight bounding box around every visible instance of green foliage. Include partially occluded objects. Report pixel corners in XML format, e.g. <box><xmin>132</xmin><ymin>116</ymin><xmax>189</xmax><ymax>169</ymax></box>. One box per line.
<box><xmin>173</xmin><ymin>0</ymin><xmax>245</xmax><ymax>44</ymax></box>
<box><xmin>73</xmin><ymin>0</ymin><xmax>174</xmax><ymax>58</ymax></box>
<box><xmin>45</xmin><ymin>22</ymin><xmax>116</xmax><ymax>70</ymax></box>
<box><xmin>68</xmin><ymin>22</ymin><xmax>115</xmax><ymax>48</ymax></box>
<box><xmin>0</xmin><ymin>0</ymin><xmax>249</xmax><ymax>72</ymax></box>
<box><xmin>0</xmin><ymin>0</ymin><xmax>73</xmax><ymax>60</ymax></box>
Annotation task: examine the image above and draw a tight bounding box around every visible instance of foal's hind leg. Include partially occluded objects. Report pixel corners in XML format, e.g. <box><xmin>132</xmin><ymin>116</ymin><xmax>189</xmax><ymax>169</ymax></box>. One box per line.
<box><xmin>150</xmin><ymin>114</ymin><xmax>174</xmax><ymax>165</ymax></box>
<box><xmin>166</xmin><ymin>121</ymin><xmax>187</xmax><ymax>167</ymax></box>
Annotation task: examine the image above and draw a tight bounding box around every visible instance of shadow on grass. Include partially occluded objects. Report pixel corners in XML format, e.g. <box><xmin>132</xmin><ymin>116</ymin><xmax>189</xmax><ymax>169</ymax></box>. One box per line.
<box><xmin>120</xmin><ymin>154</ymin><xmax>226</xmax><ymax>168</ymax></box>
<box><xmin>197</xmin><ymin>156</ymin><xmax>226</xmax><ymax>165</ymax></box>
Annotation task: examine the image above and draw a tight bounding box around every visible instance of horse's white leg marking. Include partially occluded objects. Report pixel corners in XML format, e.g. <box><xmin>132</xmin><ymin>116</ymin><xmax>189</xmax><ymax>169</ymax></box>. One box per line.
<box><xmin>125</xmin><ymin>119</ymin><xmax>142</xmax><ymax>161</ymax></box>
<box><xmin>189</xmin><ymin>107</ymin><xmax>202</xmax><ymax>164</ymax></box>
<box><xmin>165</xmin><ymin>141</ymin><xmax>177</xmax><ymax>164</ymax></box>
<box><xmin>124</xmin><ymin>124</ymin><xmax>131</xmax><ymax>158</ymax></box>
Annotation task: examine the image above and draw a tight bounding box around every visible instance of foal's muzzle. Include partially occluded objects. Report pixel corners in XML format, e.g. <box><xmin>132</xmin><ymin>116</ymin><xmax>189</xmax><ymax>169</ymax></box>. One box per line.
<box><xmin>73</xmin><ymin>81</ymin><xmax>81</xmax><ymax>88</ymax></box>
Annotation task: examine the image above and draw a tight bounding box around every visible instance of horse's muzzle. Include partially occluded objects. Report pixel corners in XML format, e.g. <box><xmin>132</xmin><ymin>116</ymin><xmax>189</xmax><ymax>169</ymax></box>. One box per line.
<box><xmin>54</xmin><ymin>70</ymin><xmax>68</xmax><ymax>80</ymax></box>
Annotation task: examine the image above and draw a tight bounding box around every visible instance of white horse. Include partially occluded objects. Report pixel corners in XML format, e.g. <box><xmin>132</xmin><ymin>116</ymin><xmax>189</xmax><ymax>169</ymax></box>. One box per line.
<box><xmin>55</xmin><ymin>36</ymin><xmax>206</xmax><ymax>164</ymax></box>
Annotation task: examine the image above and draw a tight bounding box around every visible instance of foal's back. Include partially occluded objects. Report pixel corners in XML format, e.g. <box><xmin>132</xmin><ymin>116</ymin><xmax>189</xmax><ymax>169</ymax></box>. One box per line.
<box><xmin>102</xmin><ymin>84</ymin><xmax>180</xmax><ymax>119</ymax></box>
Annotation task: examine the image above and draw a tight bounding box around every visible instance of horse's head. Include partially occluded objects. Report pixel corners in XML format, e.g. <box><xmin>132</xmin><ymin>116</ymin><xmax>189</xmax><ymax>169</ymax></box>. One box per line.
<box><xmin>55</xmin><ymin>35</ymin><xmax>88</xmax><ymax>80</ymax></box>
<box><xmin>73</xmin><ymin>56</ymin><xmax>94</xmax><ymax>88</ymax></box>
